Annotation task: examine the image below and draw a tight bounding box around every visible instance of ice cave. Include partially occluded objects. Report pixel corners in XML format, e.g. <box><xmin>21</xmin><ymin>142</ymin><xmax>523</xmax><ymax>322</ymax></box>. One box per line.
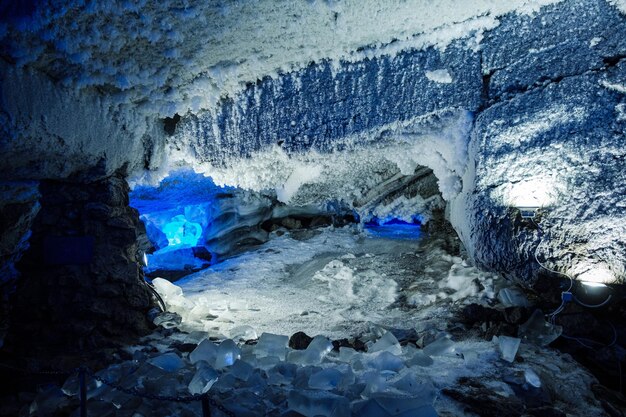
<box><xmin>1</xmin><ymin>0</ymin><xmax>626</xmax><ymax>416</ymax></box>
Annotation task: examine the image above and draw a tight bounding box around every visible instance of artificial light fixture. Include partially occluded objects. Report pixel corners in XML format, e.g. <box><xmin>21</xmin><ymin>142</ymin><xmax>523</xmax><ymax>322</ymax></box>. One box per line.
<box><xmin>580</xmin><ymin>281</ymin><xmax>607</xmax><ymax>288</ymax></box>
<box><xmin>516</xmin><ymin>206</ymin><xmax>540</xmax><ymax>219</ymax></box>
<box><xmin>576</xmin><ymin>265</ymin><xmax>614</xmax><ymax>287</ymax></box>
<box><xmin>507</xmin><ymin>178</ymin><xmax>556</xmax><ymax>219</ymax></box>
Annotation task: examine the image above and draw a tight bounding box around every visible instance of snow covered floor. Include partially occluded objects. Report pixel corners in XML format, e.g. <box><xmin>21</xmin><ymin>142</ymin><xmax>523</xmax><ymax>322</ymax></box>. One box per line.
<box><xmin>27</xmin><ymin>225</ymin><xmax>608</xmax><ymax>416</ymax></box>
<box><xmin>159</xmin><ymin>224</ymin><xmax>495</xmax><ymax>340</ymax></box>
<box><xmin>116</xmin><ymin>225</ymin><xmax>605</xmax><ymax>417</ymax></box>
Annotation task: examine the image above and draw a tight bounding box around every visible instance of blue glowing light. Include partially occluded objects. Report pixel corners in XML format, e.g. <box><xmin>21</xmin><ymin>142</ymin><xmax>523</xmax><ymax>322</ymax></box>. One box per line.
<box><xmin>364</xmin><ymin>217</ymin><xmax>422</xmax><ymax>240</ymax></box>
<box><xmin>162</xmin><ymin>214</ymin><xmax>203</xmax><ymax>247</ymax></box>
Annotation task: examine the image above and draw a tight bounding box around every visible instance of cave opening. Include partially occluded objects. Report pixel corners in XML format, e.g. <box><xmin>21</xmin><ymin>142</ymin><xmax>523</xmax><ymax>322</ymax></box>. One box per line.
<box><xmin>128</xmin><ymin>164</ymin><xmax>480</xmax><ymax>342</ymax></box>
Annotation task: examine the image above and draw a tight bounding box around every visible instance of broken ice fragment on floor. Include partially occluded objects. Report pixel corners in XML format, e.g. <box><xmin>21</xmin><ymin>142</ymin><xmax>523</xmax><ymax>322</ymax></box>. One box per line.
<box><xmin>287</xmin><ymin>389</ymin><xmax>350</xmax><ymax>417</ymax></box>
<box><xmin>147</xmin><ymin>352</ymin><xmax>184</xmax><ymax>372</ymax></box>
<box><xmin>308</xmin><ymin>368</ymin><xmax>343</xmax><ymax>390</ymax></box>
<box><xmin>230</xmin><ymin>325</ymin><xmax>257</xmax><ymax>341</ymax></box>
<box><xmin>461</xmin><ymin>350</ymin><xmax>478</xmax><ymax>364</ymax></box>
<box><xmin>215</xmin><ymin>339</ymin><xmax>241</xmax><ymax>368</ymax></box>
<box><xmin>370</xmin><ymin>331</ymin><xmax>402</xmax><ymax>355</ymax></box>
<box><xmin>288</xmin><ymin>335</ymin><xmax>333</xmax><ymax>365</ymax></box>
<box><xmin>255</xmin><ymin>333</ymin><xmax>289</xmax><ymax>360</ymax></box>
<box><xmin>369</xmin><ymin>351</ymin><xmax>405</xmax><ymax>372</ymax></box>
<box><xmin>405</xmin><ymin>349</ymin><xmax>434</xmax><ymax>367</ymax></box>
<box><xmin>267</xmin><ymin>362</ymin><xmax>298</xmax><ymax>386</ymax></box>
<box><xmin>189</xmin><ymin>339</ymin><xmax>218</xmax><ymax>365</ymax></box>
<box><xmin>151</xmin><ymin>278</ymin><xmax>195</xmax><ymax>313</ymax></box>
<box><xmin>188</xmin><ymin>362</ymin><xmax>219</xmax><ymax>395</ymax></box>
<box><xmin>518</xmin><ymin>310</ymin><xmax>562</xmax><ymax>346</ymax></box>
<box><xmin>371</xmin><ymin>389</ymin><xmax>438</xmax><ymax>415</ymax></box>
<box><xmin>230</xmin><ymin>359</ymin><xmax>254</xmax><ymax>381</ymax></box>
<box><xmin>498</xmin><ymin>336</ymin><xmax>521</xmax><ymax>363</ymax></box>
<box><xmin>524</xmin><ymin>368</ymin><xmax>541</xmax><ymax>388</ymax></box>
<box><xmin>422</xmin><ymin>335</ymin><xmax>455</xmax><ymax>357</ymax></box>
<box><xmin>497</xmin><ymin>287</ymin><xmax>530</xmax><ymax>307</ymax></box>
<box><xmin>338</xmin><ymin>346</ymin><xmax>357</xmax><ymax>362</ymax></box>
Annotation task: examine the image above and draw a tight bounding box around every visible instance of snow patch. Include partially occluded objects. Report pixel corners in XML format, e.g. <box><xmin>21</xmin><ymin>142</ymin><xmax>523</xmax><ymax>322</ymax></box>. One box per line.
<box><xmin>425</xmin><ymin>69</ymin><xmax>453</xmax><ymax>84</ymax></box>
<box><xmin>607</xmin><ymin>0</ymin><xmax>626</xmax><ymax>15</ymax></box>
<box><xmin>601</xmin><ymin>80</ymin><xmax>626</xmax><ymax>94</ymax></box>
<box><xmin>276</xmin><ymin>163</ymin><xmax>323</xmax><ymax>203</ymax></box>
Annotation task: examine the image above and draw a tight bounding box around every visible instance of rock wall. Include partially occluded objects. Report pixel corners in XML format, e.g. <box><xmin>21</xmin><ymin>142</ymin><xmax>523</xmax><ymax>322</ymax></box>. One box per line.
<box><xmin>168</xmin><ymin>0</ymin><xmax>626</xmax><ymax>286</ymax></box>
<box><xmin>4</xmin><ymin>173</ymin><xmax>153</xmax><ymax>352</ymax></box>
<box><xmin>0</xmin><ymin>0</ymin><xmax>624</xmax><ymax>332</ymax></box>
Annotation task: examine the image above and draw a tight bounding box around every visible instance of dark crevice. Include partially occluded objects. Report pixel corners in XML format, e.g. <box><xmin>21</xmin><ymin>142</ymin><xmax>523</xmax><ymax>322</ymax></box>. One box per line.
<box><xmin>486</xmin><ymin>55</ymin><xmax>626</xmax><ymax>108</ymax></box>
<box><xmin>603</xmin><ymin>54</ymin><xmax>626</xmax><ymax>68</ymax></box>
<box><xmin>163</xmin><ymin>113</ymin><xmax>181</xmax><ymax>136</ymax></box>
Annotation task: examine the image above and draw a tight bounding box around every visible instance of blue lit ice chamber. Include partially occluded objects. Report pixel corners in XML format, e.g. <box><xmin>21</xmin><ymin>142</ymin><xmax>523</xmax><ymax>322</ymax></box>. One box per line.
<box><xmin>363</xmin><ymin>217</ymin><xmax>422</xmax><ymax>240</ymax></box>
<box><xmin>130</xmin><ymin>169</ymin><xmax>273</xmax><ymax>278</ymax></box>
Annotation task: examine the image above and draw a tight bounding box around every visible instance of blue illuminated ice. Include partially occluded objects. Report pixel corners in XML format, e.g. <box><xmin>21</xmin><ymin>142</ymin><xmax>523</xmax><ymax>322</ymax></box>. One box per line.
<box><xmin>189</xmin><ymin>339</ymin><xmax>218</xmax><ymax>365</ymax></box>
<box><xmin>422</xmin><ymin>335</ymin><xmax>455</xmax><ymax>357</ymax></box>
<box><xmin>287</xmin><ymin>389</ymin><xmax>350</xmax><ymax>417</ymax></box>
<box><xmin>162</xmin><ymin>214</ymin><xmax>203</xmax><ymax>247</ymax></box>
<box><xmin>370</xmin><ymin>331</ymin><xmax>402</xmax><ymax>355</ymax></box>
<box><xmin>308</xmin><ymin>368</ymin><xmax>343</xmax><ymax>390</ymax></box>
<box><xmin>215</xmin><ymin>339</ymin><xmax>241</xmax><ymax>368</ymax></box>
<box><xmin>147</xmin><ymin>352</ymin><xmax>184</xmax><ymax>372</ymax></box>
<box><xmin>498</xmin><ymin>336</ymin><xmax>521</xmax><ymax>363</ymax></box>
<box><xmin>288</xmin><ymin>335</ymin><xmax>333</xmax><ymax>365</ymax></box>
<box><xmin>255</xmin><ymin>333</ymin><xmax>290</xmax><ymax>360</ymax></box>
<box><xmin>188</xmin><ymin>362</ymin><xmax>219</xmax><ymax>395</ymax></box>
<box><xmin>369</xmin><ymin>351</ymin><xmax>405</xmax><ymax>372</ymax></box>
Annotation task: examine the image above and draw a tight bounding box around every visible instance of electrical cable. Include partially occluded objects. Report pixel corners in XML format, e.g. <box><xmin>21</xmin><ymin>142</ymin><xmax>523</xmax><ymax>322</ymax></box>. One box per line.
<box><xmin>557</xmin><ymin>320</ymin><xmax>618</xmax><ymax>350</ymax></box>
<box><xmin>531</xmin><ymin>218</ymin><xmax>574</xmax><ymax>293</ymax></box>
<box><xmin>529</xmin><ymin>217</ymin><xmax>622</xmax><ymax>392</ymax></box>
<box><xmin>573</xmin><ymin>293</ymin><xmax>613</xmax><ymax>309</ymax></box>
<box><xmin>143</xmin><ymin>280</ymin><xmax>167</xmax><ymax>312</ymax></box>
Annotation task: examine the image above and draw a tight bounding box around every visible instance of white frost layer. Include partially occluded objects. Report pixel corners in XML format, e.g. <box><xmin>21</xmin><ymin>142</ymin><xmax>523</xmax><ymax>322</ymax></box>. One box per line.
<box><xmin>600</xmin><ymin>79</ymin><xmax>626</xmax><ymax>94</ymax></box>
<box><xmin>0</xmin><ymin>61</ymin><xmax>157</xmax><ymax>179</ymax></box>
<box><xmin>607</xmin><ymin>0</ymin><xmax>626</xmax><ymax>14</ymax></box>
<box><xmin>425</xmin><ymin>69</ymin><xmax>453</xmax><ymax>84</ymax></box>
<box><xmin>3</xmin><ymin>0</ymin><xmax>561</xmax><ymax>116</ymax></box>
<box><xmin>156</xmin><ymin>111</ymin><xmax>474</xmax><ymax>224</ymax></box>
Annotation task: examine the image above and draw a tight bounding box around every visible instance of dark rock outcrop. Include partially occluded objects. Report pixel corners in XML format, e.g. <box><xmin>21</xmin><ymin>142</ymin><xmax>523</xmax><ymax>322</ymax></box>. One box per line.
<box><xmin>4</xmin><ymin>173</ymin><xmax>153</xmax><ymax>353</ymax></box>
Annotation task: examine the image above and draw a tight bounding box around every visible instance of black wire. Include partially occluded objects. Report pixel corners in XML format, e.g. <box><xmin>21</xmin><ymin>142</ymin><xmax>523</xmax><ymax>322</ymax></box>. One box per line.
<box><xmin>144</xmin><ymin>280</ymin><xmax>166</xmax><ymax>312</ymax></box>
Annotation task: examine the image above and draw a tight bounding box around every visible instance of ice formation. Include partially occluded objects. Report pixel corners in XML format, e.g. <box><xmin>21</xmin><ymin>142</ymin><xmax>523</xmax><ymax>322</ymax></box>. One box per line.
<box><xmin>1</xmin><ymin>0</ymin><xmax>626</xmax><ymax>415</ymax></box>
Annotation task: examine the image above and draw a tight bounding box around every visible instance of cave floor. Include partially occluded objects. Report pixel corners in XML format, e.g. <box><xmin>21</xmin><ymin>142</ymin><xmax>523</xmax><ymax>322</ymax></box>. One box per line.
<box><xmin>173</xmin><ymin>224</ymin><xmax>496</xmax><ymax>340</ymax></box>
<box><xmin>13</xmin><ymin>225</ymin><xmax>618</xmax><ymax>416</ymax></box>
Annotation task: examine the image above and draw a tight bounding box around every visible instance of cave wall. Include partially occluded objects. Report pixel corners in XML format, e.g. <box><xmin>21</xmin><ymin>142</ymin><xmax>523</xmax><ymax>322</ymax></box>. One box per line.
<box><xmin>167</xmin><ymin>0</ymin><xmax>626</xmax><ymax>285</ymax></box>
<box><xmin>5</xmin><ymin>173</ymin><xmax>153</xmax><ymax>352</ymax></box>
<box><xmin>0</xmin><ymin>0</ymin><xmax>624</xmax><ymax>348</ymax></box>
